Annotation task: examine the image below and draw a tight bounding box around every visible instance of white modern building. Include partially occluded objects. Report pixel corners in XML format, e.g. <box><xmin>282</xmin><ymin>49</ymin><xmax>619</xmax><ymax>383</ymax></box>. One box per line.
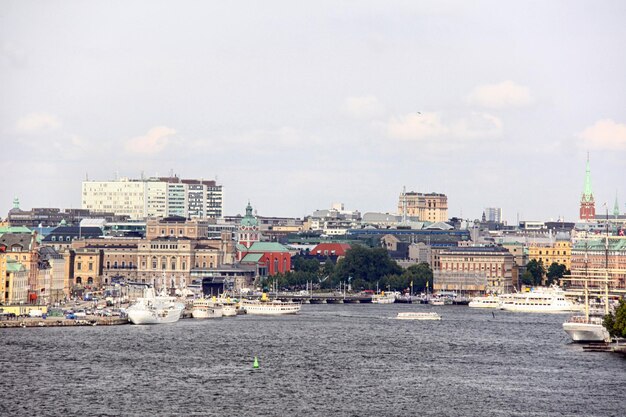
<box><xmin>82</xmin><ymin>176</ymin><xmax>223</xmax><ymax>220</ymax></box>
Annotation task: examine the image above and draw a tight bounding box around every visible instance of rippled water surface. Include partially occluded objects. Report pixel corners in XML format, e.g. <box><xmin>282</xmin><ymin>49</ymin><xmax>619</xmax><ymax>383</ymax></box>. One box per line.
<box><xmin>1</xmin><ymin>304</ymin><xmax>625</xmax><ymax>416</ymax></box>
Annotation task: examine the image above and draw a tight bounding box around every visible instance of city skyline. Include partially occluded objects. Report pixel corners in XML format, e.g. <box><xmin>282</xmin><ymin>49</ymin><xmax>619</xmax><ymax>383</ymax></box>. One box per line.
<box><xmin>2</xmin><ymin>1</ymin><xmax>625</xmax><ymax>223</ymax></box>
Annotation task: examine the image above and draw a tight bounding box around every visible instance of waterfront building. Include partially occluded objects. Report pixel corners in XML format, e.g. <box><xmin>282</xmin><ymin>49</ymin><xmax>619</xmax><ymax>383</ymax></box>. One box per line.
<box><xmin>398</xmin><ymin>191</ymin><xmax>448</xmax><ymax>223</ymax></box>
<box><xmin>570</xmin><ymin>237</ymin><xmax>626</xmax><ymax>290</ymax></box>
<box><xmin>528</xmin><ymin>239</ymin><xmax>572</xmax><ymax>270</ymax></box>
<box><xmin>38</xmin><ymin>247</ymin><xmax>66</xmax><ymax>303</ymax></box>
<box><xmin>4</xmin><ymin>258</ymin><xmax>28</xmax><ymax>304</ymax></box>
<box><xmin>579</xmin><ymin>156</ymin><xmax>595</xmax><ymax>221</ymax></box>
<box><xmin>41</xmin><ymin>224</ymin><xmax>104</xmax><ymax>252</ymax></box>
<box><xmin>0</xmin><ymin>246</ymin><xmax>6</xmax><ymax>304</ymax></box>
<box><xmin>82</xmin><ymin>176</ymin><xmax>223</xmax><ymax>220</ymax></box>
<box><xmin>434</xmin><ymin>246</ymin><xmax>515</xmax><ymax>295</ymax></box>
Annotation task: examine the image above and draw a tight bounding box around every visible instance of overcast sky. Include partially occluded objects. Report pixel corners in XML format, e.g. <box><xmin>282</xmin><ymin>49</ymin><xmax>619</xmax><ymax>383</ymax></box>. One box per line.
<box><xmin>2</xmin><ymin>1</ymin><xmax>625</xmax><ymax>223</ymax></box>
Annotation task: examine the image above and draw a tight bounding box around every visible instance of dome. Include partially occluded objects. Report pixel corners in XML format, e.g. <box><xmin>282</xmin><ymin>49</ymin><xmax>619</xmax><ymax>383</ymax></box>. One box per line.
<box><xmin>240</xmin><ymin>202</ymin><xmax>258</xmax><ymax>228</ymax></box>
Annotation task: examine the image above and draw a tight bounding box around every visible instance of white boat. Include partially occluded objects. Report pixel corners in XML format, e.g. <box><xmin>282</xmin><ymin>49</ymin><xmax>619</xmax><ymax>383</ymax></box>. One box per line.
<box><xmin>127</xmin><ymin>287</ymin><xmax>185</xmax><ymax>325</ymax></box>
<box><xmin>191</xmin><ymin>298</ymin><xmax>223</xmax><ymax>319</ymax></box>
<box><xmin>563</xmin><ymin>315</ymin><xmax>610</xmax><ymax>342</ymax></box>
<box><xmin>240</xmin><ymin>294</ymin><xmax>301</xmax><ymax>315</ymax></box>
<box><xmin>395</xmin><ymin>312</ymin><xmax>441</xmax><ymax>321</ymax></box>
<box><xmin>429</xmin><ymin>296</ymin><xmax>452</xmax><ymax>306</ymax></box>
<box><xmin>498</xmin><ymin>293</ymin><xmax>515</xmax><ymax>310</ymax></box>
<box><xmin>371</xmin><ymin>291</ymin><xmax>398</xmax><ymax>304</ymax></box>
<box><xmin>468</xmin><ymin>295</ymin><xmax>500</xmax><ymax>308</ymax></box>
<box><xmin>216</xmin><ymin>295</ymin><xmax>238</xmax><ymax>317</ymax></box>
<box><xmin>500</xmin><ymin>285</ymin><xmax>580</xmax><ymax>313</ymax></box>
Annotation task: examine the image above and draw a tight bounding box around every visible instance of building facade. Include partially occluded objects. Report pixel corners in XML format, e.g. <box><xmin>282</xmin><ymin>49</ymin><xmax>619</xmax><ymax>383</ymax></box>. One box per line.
<box><xmin>434</xmin><ymin>246</ymin><xmax>515</xmax><ymax>295</ymax></box>
<box><xmin>398</xmin><ymin>191</ymin><xmax>448</xmax><ymax>223</ymax></box>
<box><xmin>528</xmin><ymin>240</ymin><xmax>572</xmax><ymax>270</ymax></box>
<box><xmin>82</xmin><ymin>176</ymin><xmax>223</xmax><ymax>220</ymax></box>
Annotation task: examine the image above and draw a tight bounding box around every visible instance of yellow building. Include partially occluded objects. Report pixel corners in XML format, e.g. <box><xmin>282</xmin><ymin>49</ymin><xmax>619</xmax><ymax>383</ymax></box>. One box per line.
<box><xmin>528</xmin><ymin>240</ymin><xmax>571</xmax><ymax>270</ymax></box>
<box><xmin>0</xmin><ymin>250</ymin><xmax>7</xmax><ymax>304</ymax></box>
<box><xmin>398</xmin><ymin>192</ymin><xmax>448</xmax><ymax>222</ymax></box>
<box><xmin>5</xmin><ymin>259</ymin><xmax>29</xmax><ymax>304</ymax></box>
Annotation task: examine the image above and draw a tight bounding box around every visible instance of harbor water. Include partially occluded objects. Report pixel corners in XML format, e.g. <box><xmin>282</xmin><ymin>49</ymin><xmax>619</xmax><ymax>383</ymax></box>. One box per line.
<box><xmin>1</xmin><ymin>304</ymin><xmax>625</xmax><ymax>416</ymax></box>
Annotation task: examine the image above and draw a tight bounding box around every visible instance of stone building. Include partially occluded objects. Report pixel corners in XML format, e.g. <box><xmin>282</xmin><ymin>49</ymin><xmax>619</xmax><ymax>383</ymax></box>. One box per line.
<box><xmin>434</xmin><ymin>246</ymin><xmax>515</xmax><ymax>295</ymax></box>
<box><xmin>398</xmin><ymin>191</ymin><xmax>448</xmax><ymax>222</ymax></box>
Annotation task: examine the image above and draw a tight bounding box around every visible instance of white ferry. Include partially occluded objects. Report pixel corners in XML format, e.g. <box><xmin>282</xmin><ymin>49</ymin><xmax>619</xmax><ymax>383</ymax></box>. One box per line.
<box><xmin>500</xmin><ymin>285</ymin><xmax>580</xmax><ymax>313</ymax></box>
<box><xmin>395</xmin><ymin>312</ymin><xmax>441</xmax><ymax>321</ymax></box>
<box><xmin>371</xmin><ymin>291</ymin><xmax>398</xmax><ymax>304</ymax></box>
<box><xmin>240</xmin><ymin>293</ymin><xmax>301</xmax><ymax>315</ymax></box>
<box><xmin>563</xmin><ymin>315</ymin><xmax>610</xmax><ymax>342</ymax></box>
<box><xmin>191</xmin><ymin>298</ymin><xmax>224</xmax><ymax>319</ymax></box>
<box><xmin>468</xmin><ymin>295</ymin><xmax>500</xmax><ymax>308</ymax></box>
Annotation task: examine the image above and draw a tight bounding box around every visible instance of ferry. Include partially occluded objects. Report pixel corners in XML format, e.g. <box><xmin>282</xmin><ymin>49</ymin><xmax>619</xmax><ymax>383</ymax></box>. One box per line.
<box><xmin>240</xmin><ymin>293</ymin><xmax>301</xmax><ymax>315</ymax></box>
<box><xmin>371</xmin><ymin>291</ymin><xmax>398</xmax><ymax>304</ymax></box>
<box><xmin>191</xmin><ymin>298</ymin><xmax>224</xmax><ymax>319</ymax></box>
<box><xmin>468</xmin><ymin>295</ymin><xmax>500</xmax><ymax>308</ymax></box>
<box><xmin>127</xmin><ymin>287</ymin><xmax>185</xmax><ymax>325</ymax></box>
<box><xmin>499</xmin><ymin>285</ymin><xmax>580</xmax><ymax>313</ymax></box>
<box><xmin>395</xmin><ymin>312</ymin><xmax>441</xmax><ymax>321</ymax></box>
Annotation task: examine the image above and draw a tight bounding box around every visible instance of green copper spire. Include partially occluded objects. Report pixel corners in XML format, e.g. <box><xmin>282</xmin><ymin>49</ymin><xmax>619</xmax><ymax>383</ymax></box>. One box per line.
<box><xmin>614</xmin><ymin>191</ymin><xmax>620</xmax><ymax>217</ymax></box>
<box><xmin>582</xmin><ymin>153</ymin><xmax>593</xmax><ymax>202</ymax></box>
<box><xmin>13</xmin><ymin>197</ymin><xmax>19</xmax><ymax>209</ymax></box>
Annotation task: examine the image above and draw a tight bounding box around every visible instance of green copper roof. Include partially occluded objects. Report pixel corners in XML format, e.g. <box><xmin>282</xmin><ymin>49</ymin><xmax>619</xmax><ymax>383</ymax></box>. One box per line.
<box><xmin>241</xmin><ymin>253</ymin><xmax>264</xmax><ymax>263</ymax></box>
<box><xmin>240</xmin><ymin>202</ymin><xmax>258</xmax><ymax>227</ymax></box>
<box><xmin>0</xmin><ymin>226</ymin><xmax>32</xmax><ymax>234</ymax></box>
<box><xmin>573</xmin><ymin>239</ymin><xmax>626</xmax><ymax>252</ymax></box>
<box><xmin>247</xmin><ymin>242</ymin><xmax>290</xmax><ymax>252</ymax></box>
<box><xmin>582</xmin><ymin>155</ymin><xmax>593</xmax><ymax>201</ymax></box>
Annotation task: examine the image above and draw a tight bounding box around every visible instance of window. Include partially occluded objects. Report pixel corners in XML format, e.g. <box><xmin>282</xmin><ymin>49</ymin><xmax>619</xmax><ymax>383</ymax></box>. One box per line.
<box><xmin>77</xmin><ymin>262</ymin><xmax>82</xmax><ymax>271</ymax></box>
<box><xmin>88</xmin><ymin>263</ymin><xmax>93</xmax><ymax>271</ymax></box>
<box><xmin>76</xmin><ymin>277</ymin><xmax>82</xmax><ymax>284</ymax></box>
<box><xmin>87</xmin><ymin>277</ymin><xmax>93</xmax><ymax>285</ymax></box>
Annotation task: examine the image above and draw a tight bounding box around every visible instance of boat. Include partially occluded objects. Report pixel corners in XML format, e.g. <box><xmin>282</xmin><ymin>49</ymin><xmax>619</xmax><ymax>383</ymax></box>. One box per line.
<box><xmin>429</xmin><ymin>296</ymin><xmax>452</xmax><ymax>306</ymax></box>
<box><xmin>468</xmin><ymin>295</ymin><xmax>500</xmax><ymax>308</ymax></box>
<box><xmin>127</xmin><ymin>287</ymin><xmax>185</xmax><ymax>325</ymax></box>
<box><xmin>395</xmin><ymin>312</ymin><xmax>441</xmax><ymax>321</ymax></box>
<box><xmin>191</xmin><ymin>298</ymin><xmax>223</xmax><ymax>319</ymax></box>
<box><xmin>240</xmin><ymin>293</ymin><xmax>301</xmax><ymax>315</ymax></box>
<box><xmin>499</xmin><ymin>285</ymin><xmax>580</xmax><ymax>313</ymax></box>
<box><xmin>371</xmin><ymin>291</ymin><xmax>398</xmax><ymax>304</ymax></box>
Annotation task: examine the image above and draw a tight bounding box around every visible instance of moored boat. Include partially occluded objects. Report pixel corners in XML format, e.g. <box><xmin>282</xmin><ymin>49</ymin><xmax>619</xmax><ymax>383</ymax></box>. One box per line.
<box><xmin>500</xmin><ymin>285</ymin><xmax>580</xmax><ymax>313</ymax></box>
<box><xmin>241</xmin><ymin>293</ymin><xmax>301</xmax><ymax>315</ymax></box>
<box><xmin>468</xmin><ymin>295</ymin><xmax>500</xmax><ymax>308</ymax></box>
<box><xmin>371</xmin><ymin>291</ymin><xmax>398</xmax><ymax>304</ymax></box>
<box><xmin>191</xmin><ymin>298</ymin><xmax>223</xmax><ymax>319</ymax></box>
<box><xmin>127</xmin><ymin>287</ymin><xmax>185</xmax><ymax>325</ymax></box>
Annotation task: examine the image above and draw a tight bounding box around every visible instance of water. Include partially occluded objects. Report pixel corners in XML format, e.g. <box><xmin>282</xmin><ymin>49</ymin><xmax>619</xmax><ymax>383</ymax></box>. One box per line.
<box><xmin>1</xmin><ymin>304</ymin><xmax>625</xmax><ymax>417</ymax></box>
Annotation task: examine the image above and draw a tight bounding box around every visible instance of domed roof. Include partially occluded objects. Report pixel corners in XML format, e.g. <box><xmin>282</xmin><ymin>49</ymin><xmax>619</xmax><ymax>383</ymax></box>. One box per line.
<box><xmin>240</xmin><ymin>202</ymin><xmax>258</xmax><ymax>227</ymax></box>
<box><xmin>8</xmin><ymin>197</ymin><xmax>23</xmax><ymax>215</ymax></box>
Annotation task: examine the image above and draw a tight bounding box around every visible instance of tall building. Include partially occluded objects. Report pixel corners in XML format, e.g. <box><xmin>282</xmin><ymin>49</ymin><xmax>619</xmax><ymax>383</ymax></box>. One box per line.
<box><xmin>398</xmin><ymin>191</ymin><xmax>448</xmax><ymax>222</ymax></box>
<box><xmin>579</xmin><ymin>156</ymin><xmax>595</xmax><ymax>221</ymax></box>
<box><xmin>82</xmin><ymin>176</ymin><xmax>223</xmax><ymax>220</ymax></box>
<box><xmin>484</xmin><ymin>207</ymin><xmax>502</xmax><ymax>223</ymax></box>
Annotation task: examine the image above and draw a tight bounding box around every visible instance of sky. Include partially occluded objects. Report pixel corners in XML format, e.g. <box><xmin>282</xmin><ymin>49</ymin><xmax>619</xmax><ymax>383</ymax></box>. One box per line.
<box><xmin>1</xmin><ymin>1</ymin><xmax>625</xmax><ymax>223</ymax></box>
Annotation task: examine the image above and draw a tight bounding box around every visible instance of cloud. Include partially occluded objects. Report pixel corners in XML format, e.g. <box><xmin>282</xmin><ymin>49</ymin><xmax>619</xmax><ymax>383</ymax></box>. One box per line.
<box><xmin>578</xmin><ymin>119</ymin><xmax>626</xmax><ymax>150</ymax></box>
<box><xmin>342</xmin><ymin>96</ymin><xmax>386</xmax><ymax>118</ymax></box>
<box><xmin>124</xmin><ymin>126</ymin><xmax>177</xmax><ymax>154</ymax></box>
<box><xmin>467</xmin><ymin>81</ymin><xmax>532</xmax><ymax>109</ymax></box>
<box><xmin>386</xmin><ymin>111</ymin><xmax>502</xmax><ymax>141</ymax></box>
<box><xmin>15</xmin><ymin>113</ymin><xmax>62</xmax><ymax>134</ymax></box>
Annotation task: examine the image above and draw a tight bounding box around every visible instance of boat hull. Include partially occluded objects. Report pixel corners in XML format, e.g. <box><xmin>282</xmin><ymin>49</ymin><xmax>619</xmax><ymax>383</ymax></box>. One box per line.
<box><xmin>563</xmin><ymin>322</ymin><xmax>610</xmax><ymax>342</ymax></box>
<box><xmin>128</xmin><ymin>307</ymin><xmax>183</xmax><ymax>325</ymax></box>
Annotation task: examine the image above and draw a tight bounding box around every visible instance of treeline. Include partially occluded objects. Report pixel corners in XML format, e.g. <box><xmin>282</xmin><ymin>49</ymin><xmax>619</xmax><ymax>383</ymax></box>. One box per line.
<box><xmin>604</xmin><ymin>299</ymin><xmax>626</xmax><ymax>339</ymax></box>
<box><xmin>267</xmin><ymin>245</ymin><xmax>433</xmax><ymax>293</ymax></box>
<box><xmin>521</xmin><ymin>259</ymin><xmax>569</xmax><ymax>287</ymax></box>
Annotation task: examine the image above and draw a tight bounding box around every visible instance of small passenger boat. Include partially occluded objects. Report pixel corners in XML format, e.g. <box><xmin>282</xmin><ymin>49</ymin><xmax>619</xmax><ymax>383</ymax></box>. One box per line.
<box><xmin>395</xmin><ymin>312</ymin><xmax>441</xmax><ymax>321</ymax></box>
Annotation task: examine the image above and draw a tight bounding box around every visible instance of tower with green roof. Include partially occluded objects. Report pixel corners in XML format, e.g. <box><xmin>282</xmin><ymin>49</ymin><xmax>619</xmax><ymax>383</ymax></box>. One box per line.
<box><xmin>579</xmin><ymin>154</ymin><xmax>596</xmax><ymax>221</ymax></box>
<box><xmin>238</xmin><ymin>202</ymin><xmax>260</xmax><ymax>248</ymax></box>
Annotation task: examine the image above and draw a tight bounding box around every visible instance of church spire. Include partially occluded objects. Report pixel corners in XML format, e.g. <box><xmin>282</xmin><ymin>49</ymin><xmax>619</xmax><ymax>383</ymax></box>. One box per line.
<box><xmin>579</xmin><ymin>154</ymin><xmax>596</xmax><ymax>221</ymax></box>
<box><xmin>614</xmin><ymin>191</ymin><xmax>620</xmax><ymax>218</ymax></box>
<box><xmin>582</xmin><ymin>152</ymin><xmax>593</xmax><ymax>202</ymax></box>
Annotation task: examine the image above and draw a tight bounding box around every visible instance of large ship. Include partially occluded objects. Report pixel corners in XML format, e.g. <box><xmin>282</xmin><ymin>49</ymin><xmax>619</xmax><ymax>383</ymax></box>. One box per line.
<box><xmin>500</xmin><ymin>285</ymin><xmax>580</xmax><ymax>313</ymax></box>
<box><xmin>127</xmin><ymin>287</ymin><xmax>185</xmax><ymax>325</ymax></box>
<box><xmin>240</xmin><ymin>293</ymin><xmax>301</xmax><ymax>315</ymax></box>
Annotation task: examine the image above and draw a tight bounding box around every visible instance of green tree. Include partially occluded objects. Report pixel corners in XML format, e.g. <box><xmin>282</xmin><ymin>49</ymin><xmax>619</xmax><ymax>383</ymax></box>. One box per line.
<box><xmin>604</xmin><ymin>299</ymin><xmax>626</xmax><ymax>339</ymax></box>
<box><xmin>332</xmin><ymin>245</ymin><xmax>402</xmax><ymax>286</ymax></box>
<box><xmin>401</xmin><ymin>263</ymin><xmax>433</xmax><ymax>293</ymax></box>
<box><xmin>292</xmin><ymin>256</ymin><xmax>320</xmax><ymax>274</ymax></box>
<box><xmin>546</xmin><ymin>262</ymin><xmax>567</xmax><ymax>286</ymax></box>
<box><xmin>526</xmin><ymin>259</ymin><xmax>545</xmax><ymax>286</ymax></box>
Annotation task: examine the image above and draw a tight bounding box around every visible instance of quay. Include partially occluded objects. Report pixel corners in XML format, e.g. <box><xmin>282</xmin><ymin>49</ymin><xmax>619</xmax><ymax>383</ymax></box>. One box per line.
<box><xmin>273</xmin><ymin>294</ymin><xmax>372</xmax><ymax>304</ymax></box>
<box><xmin>0</xmin><ymin>316</ymin><xmax>128</xmax><ymax>328</ymax></box>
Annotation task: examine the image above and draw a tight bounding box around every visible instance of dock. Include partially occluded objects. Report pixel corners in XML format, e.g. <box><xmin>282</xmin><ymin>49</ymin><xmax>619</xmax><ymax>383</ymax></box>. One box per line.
<box><xmin>0</xmin><ymin>316</ymin><xmax>128</xmax><ymax>328</ymax></box>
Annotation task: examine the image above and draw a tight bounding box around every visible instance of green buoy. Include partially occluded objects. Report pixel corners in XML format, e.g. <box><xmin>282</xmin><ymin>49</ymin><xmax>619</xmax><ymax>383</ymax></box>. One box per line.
<box><xmin>253</xmin><ymin>356</ymin><xmax>259</xmax><ymax>369</ymax></box>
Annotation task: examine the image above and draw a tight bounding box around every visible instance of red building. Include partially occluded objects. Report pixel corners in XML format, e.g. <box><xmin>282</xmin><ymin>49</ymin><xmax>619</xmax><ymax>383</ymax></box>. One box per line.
<box><xmin>309</xmin><ymin>243</ymin><xmax>351</xmax><ymax>257</ymax></box>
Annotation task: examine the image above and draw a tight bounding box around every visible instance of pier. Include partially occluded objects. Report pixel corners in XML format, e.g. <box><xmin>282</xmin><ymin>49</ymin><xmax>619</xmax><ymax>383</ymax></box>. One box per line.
<box><xmin>0</xmin><ymin>316</ymin><xmax>128</xmax><ymax>328</ymax></box>
<box><xmin>272</xmin><ymin>293</ymin><xmax>373</xmax><ymax>304</ymax></box>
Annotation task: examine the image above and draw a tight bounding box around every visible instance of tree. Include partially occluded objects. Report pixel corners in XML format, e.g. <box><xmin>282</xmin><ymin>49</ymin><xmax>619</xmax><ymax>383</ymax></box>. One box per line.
<box><xmin>332</xmin><ymin>245</ymin><xmax>402</xmax><ymax>286</ymax></box>
<box><xmin>401</xmin><ymin>263</ymin><xmax>433</xmax><ymax>293</ymax></box>
<box><xmin>526</xmin><ymin>259</ymin><xmax>545</xmax><ymax>286</ymax></box>
<box><xmin>546</xmin><ymin>262</ymin><xmax>567</xmax><ymax>286</ymax></box>
<box><xmin>520</xmin><ymin>271</ymin><xmax>534</xmax><ymax>286</ymax></box>
<box><xmin>604</xmin><ymin>299</ymin><xmax>626</xmax><ymax>339</ymax></box>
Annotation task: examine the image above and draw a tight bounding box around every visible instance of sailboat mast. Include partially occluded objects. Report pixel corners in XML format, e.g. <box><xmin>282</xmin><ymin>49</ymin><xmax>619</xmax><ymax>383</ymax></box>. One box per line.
<box><xmin>604</xmin><ymin>206</ymin><xmax>610</xmax><ymax>316</ymax></box>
